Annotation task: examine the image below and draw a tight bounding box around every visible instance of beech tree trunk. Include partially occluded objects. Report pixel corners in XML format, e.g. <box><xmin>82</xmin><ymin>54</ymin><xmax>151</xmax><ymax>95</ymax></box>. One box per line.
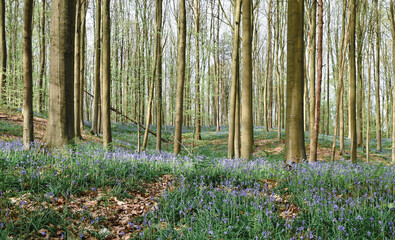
<box><xmin>37</xmin><ymin>0</ymin><xmax>46</xmax><ymax>114</ymax></box>
<box><xmin>285</xmin><ymin>0</ymin><xmax>306</xmax><ymax>163</ymax></box>
<box><xmin>390</xmin><ymin>0</ymin><xmax>395</xmax><ymax>164</ymax></box>
<box><xmin>74</xmin><ymin>0</ymin><xmax>82</xmax><ymax>138</ymax></box>
<box><xmin>241</xmin><ymin>0</ymin><xmax>253</xmax><ymax>159</ymax></box>
<box><xmin>44</xmin><ymin>0</ymin><xmax>76</xmax><ymax>147</ymax></box>
<box><xmin>23</xmin><ymin>0</ymin><xmax>34</xmax><ymax>150</ymax></box>
<box><xmin>0</xmin><ymin>0</ymin><xmax>6</xmax><ymax>103</ymax></box>
<box><xmin>174</xmin><ymin>0</ymin><xmax>186</xmax><ymax>155</ymax></box>
<box><xmin>195</xmin><ymin>0</ymin><xmax>202</xmax><ymax>141</ymax></box>
<box><xmin>349</xmin><ymin>0</ymin><xmax>357</xmax><ymax>162</ymax></box>
<box><xmin>228</xmin><ymin>0</ymin><xmax>241</xmax><ymax>159</ymax></box>
<box><xmin>156</xmin><ymin>0</ymin><xmax>163</xmax><ymax>151</ymax></box>
<box><xmin>91</xmin><ymin>0</ymin><xmax>101</xmax><ymax>135</ymax></box>
<box><xmin>102</xmin><ymin>0</ymin><xmax>112</xmax><ymax>147</ymax></box>
<box><xmin>310</xmin><ymin>0</ymin><xmax>323</xmax><ymax>162</ymax></box>
<box><xmin>375</xmin><ymin>0</ymin><xmax>382</xmax><ymax>152</ymax></box>
<box><xmin>308</xmin><ymin>0</ymin><xmax>316</xmax><ymax>144</ymax></box>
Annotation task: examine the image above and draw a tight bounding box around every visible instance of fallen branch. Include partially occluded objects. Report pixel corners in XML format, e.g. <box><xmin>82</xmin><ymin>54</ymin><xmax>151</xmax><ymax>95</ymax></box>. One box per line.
<box><xmin>84</xmin><ymin>90</ymin><xmax>172</xmax><ymax>144</ymax></box>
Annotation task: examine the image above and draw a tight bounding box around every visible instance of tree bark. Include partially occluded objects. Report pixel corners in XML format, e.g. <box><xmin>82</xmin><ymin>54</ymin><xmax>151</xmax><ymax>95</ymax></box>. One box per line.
<box><xmin>44</xmin><ymin>0</ymin><xmax>76</xmax><ymax>147</ymax></box>
<box><xmin>375</xmin><ymin>0</ymin><xmax>382</xmax><ymax>151</ymax></box>
<box><xmin>285</xmin><ymin>0</ymin><xmax>306</xmax><ymax>163</ymax></box>
<box><xmin>194</xmin><ymin>0</ymin><xmax>202</xmax><ymax>141</ymax></box>
<box><xmin>228</xmin><ymin>0</ymin><xmax>241</xmax><ymax>159</ymax></box>
<box><xmin>390</xmin><ymin>0</ymin><xmax>395</xmax><ymax>164</ymax></box>
<box><xmin>156</xmin><ymin>0</ymin><xmax>163</xmax><ymax>151</ymax></box>
<box><xmin>310</xmin><ymin>0</ymin><xmax>323</xmax><ymax>162</ymax></box>
<box><xmin>174</xmin><ymin>0</ymin><xmax>186</xmax><ymax>155</ymax></box>
<box><xmin>102</xmin><ymin>0</ymin><xmax>112</xmax><ymax>148</ymax></box>
<box><xmin>0</xmin><ymin>0</ymin><xmax>6</xmax><ymax>104</ymax></box>
<box><xmin>37</xmin><ymin>0</ymin><xmax>46</xmax><ymax>114</ymax></box>
<box><xmin>241</xmin><ymin>0</ymin><xmax>253</xmax><ymax>159</ymax></box>
<box><xmin>308</xmin><ymin>0</ymin><xmax>316</xmax><ymax>145</ymax></box>
<box><xmin>23</xmin><ymin>0</ymin><xmax>34</xmax><ymax>150</ymax></box>
<box><xmin>74</xmin><ymin>0</ymin><xmax>82</xmax><ymax>138</ymax></box>
<box><xmin>91</xmin><ymin>0</ymin><xmax>101</xmax><ymax>135</ymax></box>
<box><xmin>349</xmin><ymin>0</ymin><xmax>357</xmax><ymax>162</ymax></box>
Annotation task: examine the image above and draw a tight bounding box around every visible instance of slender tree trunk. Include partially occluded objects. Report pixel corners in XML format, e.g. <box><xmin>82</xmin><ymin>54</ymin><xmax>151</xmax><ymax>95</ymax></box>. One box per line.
<box><xmin>91</xmin><ymin>0</ymin><xmax>101</xmax><ymax>135</ymax></box>
<box><xmin>285</xmin><ymin>0</ymin><xmax>306</xmax><ymax>163</ymax></box>
<box><xmin>44</xmin><ymin>0</ymin><xmax>76</xmax><ymax>147</ymax></box>
<box><xmin>74</xmin><ymin>0</ymin><xmax>82</xmax><ymax>138</ymax></box>
<box><xmin>195</xmin><ymin>0</ymin><xmax>202</xmax><ymax>141</ymax></box>
<box><xmin>102</xmin><ymin>0</ymin><xmax>112</xmax><ymax>147</ymax></box>
<box><xmin>174</xmin><ymin>0</ymin><xmax>186</xmax><ymax>155</ymax></box>
<box><xmin>264</xmin><ymin>0</ymin><xmax>272</xmax><ymax>133</ymax></box>
<box><xmin>156</xmin><ymin>0</ymin><xmax>163</xmax><ymax>151</ymax></box>
<box><xmin>310</xmin><ymin>0</ymin><xmax>323</xmax><ymax>162</ymax></box>
<box><xmin>375</xmin><ymin>0</ymin><xmax>382</xmax><ymax>151</ymax></box>
<box><xmin>23</xmin><ymin>0</ymin><xmax>34</xmax><ymax>150</ymax></box>
<box><xmin>326</xmin><ymin>0</ymin><xmax>330</xmax><ymax>136</ymax></box>
<box><xmin>80</xmin><ymin>0</ymin><xmax>87</xmax><ymax>131</ymax></box>
<box><xmin>349</xmin><ymin>0</ymin><xmax>357</xmax><ymax>162</ymax></box>
<box><xmin>309</xmin><ymin>0</ymin><xmax>316</xmax><ymax>144</ymax></box>
<box><xmin>390</xmin><ymin>0</ymin><xmax>395</xmax><ymax>164</ymax></box>
<box><xmin>37</xmin><ymin>0</ymin><xmax>46</xmax><ymax>114</ymax></box>
<box><xmin>228</xmin><ymin>0</ymin><xmax>241</xmax><ymax>159</ymax></box>
<box><xmin>0</xmin><ymin>0</ymin><xmax>6</xmax><ymax>104</ymax></box>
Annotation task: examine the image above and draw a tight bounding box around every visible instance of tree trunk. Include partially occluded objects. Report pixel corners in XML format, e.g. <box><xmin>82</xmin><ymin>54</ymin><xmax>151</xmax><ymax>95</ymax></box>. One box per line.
<box><xmin>174</xmin><ymin>0</ymin><xmax>186</xmax><ymax>155</ymax></box>
<box><xmin>228</xmin><ymin>0</ymin><xmax>241</xmax><ymax>159</ymax></box>
<box><xmin>310</xmin><ymin>0</ymin><xmax>323</xmax><ymax>162</ymax></box>
<box><xmin>80</xmin><ymin>0</ymin><xmax>87</xmax><ymax>131</ymax></box>
<box><xmin>23</xmin><ymin>0</ymin><xmax>34</xmax><ymax>150</ymax></box>
<box><xmin>390</xmin><ymin>0</ymin><xmax>395</xmax><ymax>164</ymax></box>
<box><xmin>308</xmin><ymin>0</ymin><xmax>316</xmax><ymax>145</ymax></box>
<box><xmin>74</xmin><ymin>0</ymin><xmax>82</xmax><ymax>138</ymax></box>
<box><xmin>102</xmin><ymin>0</ymin><xmax>112</xmax><ymax>148</ymax></box>
<box><xmin>195</xmin><ymin>0</ymin><xmax>202</xmax><ymax>141</ymax></box>
<box><xmin>326</xmin><ymin>0</ymin><xmax>330</xmax><ymax>136</ymax></box>
<box><xmin>37</xmin><ymin>0</ymin><xmax>46</xmax><ymax>114</ymax></box>
<box><xmin>375</xmin><ymin>0</ymin><xmax>382</xmax><ymax>151</ymax></box>
<box><xmin>156</xmin><ymin>0</ymin><xmax>163</xmax><ymax>151</ymax></box>
<box><xmin>264</xmin><ymin>0</ymin><xmax>272</xmax><ymax>133</ymax></box>
<box><xmin>91</xmin><ymin>0</ymin><xmax>101</xmax><ymax>135</ymax></box>
<box><xmin>0</xmin><ymin>0</ymin><xmax>6</xmax><ymax>104</ymax></box>
<box><xmin>349</xmin><ymin>0</ymin><xmax>357</xmax><ymax>162</ymax></box>
<box><xmin>44</xmin><ymin>0</ymin><xmax>76</xmax><ymax>147</ymax></box>
<box><xmin>241</xmin><ymin>0</ymin><xmax>253</xmax><ymax>159</ymax></box>
<box><xmin>285</xmin><ymin>0</ymin><xmax>306</xmax><ymax>163</ymax></box>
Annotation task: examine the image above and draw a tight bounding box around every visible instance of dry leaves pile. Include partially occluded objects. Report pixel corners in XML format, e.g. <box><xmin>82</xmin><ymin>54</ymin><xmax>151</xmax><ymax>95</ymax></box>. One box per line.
<box><xmin>6</xmin><ymin>175</ymin><xmax>174</xmax><ymax>239</ymax></box>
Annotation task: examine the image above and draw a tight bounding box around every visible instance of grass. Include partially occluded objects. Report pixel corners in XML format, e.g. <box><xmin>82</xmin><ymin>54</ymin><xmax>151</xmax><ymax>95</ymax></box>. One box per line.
<box><xmin>0</xmin><ymin>117</ymin><xmax>394</xmax><ymax>239</ymax></box>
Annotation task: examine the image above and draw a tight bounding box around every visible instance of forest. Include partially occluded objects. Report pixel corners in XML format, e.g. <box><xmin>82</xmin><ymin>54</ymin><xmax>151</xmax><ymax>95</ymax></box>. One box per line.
<box><xmin>0</xmin><ymin>0</ymin><xmax>395</xmax><ymax>239</ymax></box>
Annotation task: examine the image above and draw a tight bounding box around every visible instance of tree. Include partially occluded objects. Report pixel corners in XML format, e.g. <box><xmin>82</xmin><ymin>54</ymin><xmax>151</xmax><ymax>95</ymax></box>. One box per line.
<box><xmin>174</xmin><ymin>0</ymin><xmax>186</xmax><ymax>155</ymax></box>
<box><xmin>228</xmin><ymin>0</ymin><xmax>241</xmax><ymax>159</ymax></box>
<box><xmin>375</xmin><ymin>0</ymin><xmax>381</xmax><ymax>152</ymax></box>
<box><xmin>23</xmin><ymin>0</ymin><xmax>33</xmax><ymax>150</ymax></box>
<box><xmin>308</xmin><ymin>0</ymin><xmax>316</xmax><ymax>148</ymax></box>
<box><xmin>37</xmin><ymin>0</ymin><xmax>46</xmax><ymax>114</ymax></box>
<box><xmin>310</xmin><ymin>0</ymin><xmax>323</xmax><ymax>162</ymax></box>
<box><xmin>390</xmin><ymin>0</ymin><xmax>395</xmax><ymax>164</ymax></box>
<box><xmin>241</xmin><ymin>0</ymin><xmax>253</xmax><ymax>159</ymax></box>
<box><xmin>194</xmin><ymin>0</ymin><xmax>202</xmax><ymax>141</ymax></box>
<box><xmin>285</xmin><ymin>0</ymin><xmax>306</xmax><ymax>163</ymax></box>
<box><xmin>0</xmin><ymin>0</ymin><xmax>6</xmax><ymax>103</ymax></box>
<box><xmin>156</xmin><ymin>0</ymin><xmax>163</xmax><ymax>151</ymax></box>
<box><xmin>74</xmin><ymin>0</ymin><xmax>82</xmax><ymax>138</ymax></box>
<box><xmin>349</xmin><ymin>0</ymin><xmax>357</xmax><ymax>162</ymax></box>
<box><xmin>102</xmin><ymin>0</ymin><xmax>112</xmax><ymax>148</ymax></box>
<box><xmin>91</xmin><ymin>0</ymin><xmax>101</xmax><ymax>135</ymax></box>
<box><xmin>44</xmin><ymin>0</ymin><xmax>76</xmax><ymax>146</ymax></box>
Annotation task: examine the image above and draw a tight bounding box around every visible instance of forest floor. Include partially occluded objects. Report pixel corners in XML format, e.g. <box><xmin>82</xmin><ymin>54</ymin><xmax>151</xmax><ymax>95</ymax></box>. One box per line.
<box><xmin>0</xmin><ymin>107</ymin><xmax>394</xmax><ymax>239</ymax></box>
